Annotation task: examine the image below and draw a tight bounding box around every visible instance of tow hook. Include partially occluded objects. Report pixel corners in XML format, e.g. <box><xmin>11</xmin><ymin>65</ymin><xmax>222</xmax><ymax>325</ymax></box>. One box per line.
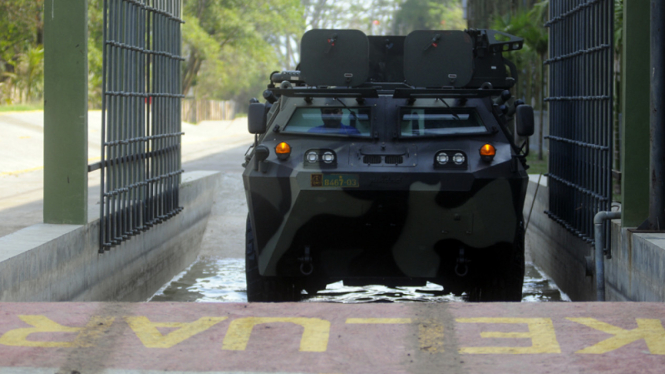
<box><xmin>298</xmin><ymin>246</ymin><xmax>314</xmax><ymax>275</ymax></box>
<box><xmin>455</xmin><ymin>247</ymin><xmax>470</xmax><ymax>277</ymax></box>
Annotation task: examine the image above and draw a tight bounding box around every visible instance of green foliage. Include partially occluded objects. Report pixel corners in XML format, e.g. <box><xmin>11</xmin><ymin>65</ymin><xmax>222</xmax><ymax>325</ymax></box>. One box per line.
<box><xmin>1</xmin><ymin>0</ymin><xmax>306</xmax><ymax>108</ymax></box>
<box><xmin>491</xmin><ymin>4</ymin><xmax>548</xmax><ymax>107</ymax></box>
<box><xmin>18</xmin><ymin>46</ymin><xmax>44</xmax><ymax>101</ymax></box>
<box><xmin>0</xmin><ymin>0</ymin><xmax>44</xmax><ymax>104</ymax></box>
<box><xmin>181</xmin><ymin>0</ymin><xmax>305</xmax><ymax>103</ymax></box>
<box><xmin>614</xmin><ymin>0</ymin><xmax>623</xmax><ymax>54</ymax></box>
<box><xmin>392</xmin><ymin>0</ymin><xmax>465</xmax><ymax>34</ymax></box>
<box><xmin>493</xmin><ymin>7</ymin><xmax>547</xmax><ymax>57</ymax></box>
<box><xmin>303</xmin><ymin>0</ymin><xmax>400</xmax><ymax>35</ymax></box>
<box><xmin>492</xmin><ymin>1</ymin><xmax>549</xmax><ymax>160</ymax></box>
<box><xmin>2</xmin><ymin>0</ymin><xmax>490</xmax><ymax>109</ymax></box>
<box><xmin>526</xmin><ymin>152</ymin><xmax>548</xmax><ymax>175</ymax></box>
<box><xmin>0</xmin><ymin>102</ymin><xmax>43</xmax><ymax>112</ymax></box>
<box><xmin>0</xmin><ymin>0</ymin><xmax>43</xmax><ymax>62</ymax></box>
<box><xmin>88</xmin><ymin>0</ymin><xmax>104</xmax><ymax>109</ymax></box>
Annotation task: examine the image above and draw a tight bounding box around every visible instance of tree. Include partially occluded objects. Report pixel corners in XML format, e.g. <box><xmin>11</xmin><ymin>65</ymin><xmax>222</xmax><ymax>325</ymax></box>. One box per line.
<box><xmin>613</xmin><ymin>0</ymin><xmax>623</xmax><ymax>188</ymax></box>
<box><xmin>493</xmin><ymin>3</ymin><xmax>548</xmax><ymax>160</ymax></box>
<box><xmin>88</xmin><ymin>0</ymin><xmax>104</xmax><ymax>109</ymax></box>
<box><xmin>392</xmin><ymin>0</ymin><xmax>465</xmax><ymax>34</ymax></box>
<box><xmin>0</xmin><ymin>0</ymin><xmax>44</xmax><ymax>104</ymax></box>
<box><xmin>181</xmin><ymin>0</ymin><xmax>304</xmax><ymax>102</ymax></box>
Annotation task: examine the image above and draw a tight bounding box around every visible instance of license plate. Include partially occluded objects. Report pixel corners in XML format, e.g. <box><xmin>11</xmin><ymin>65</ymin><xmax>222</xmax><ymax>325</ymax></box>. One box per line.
<box><xmin>311</xmin><ymin>174</ymin><xmax>359</xmax><ymax>188</ymax></box>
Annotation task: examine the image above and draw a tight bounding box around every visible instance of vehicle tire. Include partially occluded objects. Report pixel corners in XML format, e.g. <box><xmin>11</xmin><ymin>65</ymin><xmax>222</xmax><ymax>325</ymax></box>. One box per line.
<box><xmin>468</xmin><ymin>223</ymin><xmax>525</xmax><ymax>302</ymax></box>
<box><xmin>245</xmin><ymin>215</ymin><xmax>302</xmax><ymax>302</ymax></box>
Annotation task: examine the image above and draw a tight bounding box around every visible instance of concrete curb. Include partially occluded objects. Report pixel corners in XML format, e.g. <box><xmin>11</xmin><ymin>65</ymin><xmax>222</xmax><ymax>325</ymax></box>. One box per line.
<box><xmin>524</xmin><ymin>175</ymin><xmax>665</xmax><ymax>302</ymax></box>
<box><xmin>0</xmin><ymin>171</ymin><xmax>220</xmax><ymax>302</ymax></box>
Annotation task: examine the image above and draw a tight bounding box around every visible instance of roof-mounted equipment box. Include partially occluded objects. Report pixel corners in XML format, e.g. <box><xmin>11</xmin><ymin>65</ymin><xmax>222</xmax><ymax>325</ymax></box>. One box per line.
<box><xmin>403</xmin><ymin>30</ymin><xmax>474</xmax><ymax>88</ymax></box>
<box><xmin>300</xmin><ymin>29</ymin><xmax>369</xmax><ymax>87</ymax></box>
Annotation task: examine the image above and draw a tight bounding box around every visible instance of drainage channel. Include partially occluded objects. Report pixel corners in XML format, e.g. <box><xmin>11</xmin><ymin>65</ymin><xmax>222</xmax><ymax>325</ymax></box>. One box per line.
<box><xmin>149</xmin><ymin>258</ymin><xmax>570</xmax><ymax>303</ymax></box>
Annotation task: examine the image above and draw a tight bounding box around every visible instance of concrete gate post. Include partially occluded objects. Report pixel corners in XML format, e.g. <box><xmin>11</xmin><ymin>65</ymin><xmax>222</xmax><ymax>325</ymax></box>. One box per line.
<box><xmin>620</xmin><ymin>0</ymin><xmax>650</xmax><ymax>227</ymax></box>
<box><xmin>43</xmin><ymin>0</ymin><xmax>89</xmax><ymax>224</ymax></box>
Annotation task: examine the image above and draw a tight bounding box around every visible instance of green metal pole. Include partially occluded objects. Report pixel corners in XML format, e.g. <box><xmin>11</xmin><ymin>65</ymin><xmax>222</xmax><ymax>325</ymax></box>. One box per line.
<box><xmin>620</xmin><ymin>0</ymin><xmax>650</xmax><ymax>227</ymax></box>
<box><xmin>43</xmin><ymin>0</ymin><xmax>88</xmax><ymax>224</ymax></box>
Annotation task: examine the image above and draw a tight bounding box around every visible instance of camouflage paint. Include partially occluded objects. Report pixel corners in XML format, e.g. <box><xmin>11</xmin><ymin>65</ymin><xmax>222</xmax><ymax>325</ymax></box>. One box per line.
<box><xmin>243</xmin><ymin>95</ymin><xmax>528</xmax><ymax>283</ymax></box>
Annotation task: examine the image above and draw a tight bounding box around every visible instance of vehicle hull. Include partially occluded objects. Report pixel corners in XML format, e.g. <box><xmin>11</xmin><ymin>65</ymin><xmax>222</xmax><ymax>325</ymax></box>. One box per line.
<box><xmin>243</xmin><ymin>160</ymin><xmax>527</xmax><ymax>283</ymax></box>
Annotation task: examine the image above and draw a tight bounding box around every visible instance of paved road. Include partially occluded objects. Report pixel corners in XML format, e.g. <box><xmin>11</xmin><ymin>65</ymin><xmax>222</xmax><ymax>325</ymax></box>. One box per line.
<box><xmin>0</xmin><ymin>111</ymin><xmax>253</xmax><ymax>249</ymax></box>
<box><xmin>0</xmin><ymin>302</ymin><xmax>664</xmax><ymax>373</ymax></box>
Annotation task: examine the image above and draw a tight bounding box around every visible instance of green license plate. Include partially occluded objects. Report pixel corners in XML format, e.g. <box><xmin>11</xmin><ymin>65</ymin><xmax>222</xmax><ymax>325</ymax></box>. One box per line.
<box><xmin>311</xmin><ymin>174</ymin><xmax>359</xmax><ymax>188</ymax></box>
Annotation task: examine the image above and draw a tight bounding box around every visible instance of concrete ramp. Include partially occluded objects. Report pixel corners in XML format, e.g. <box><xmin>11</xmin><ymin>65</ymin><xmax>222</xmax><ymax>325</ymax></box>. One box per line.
<box><xmin>0</xmin><ymin>302</ymin><xmax>663</xmax><ymax>373</ymax></box>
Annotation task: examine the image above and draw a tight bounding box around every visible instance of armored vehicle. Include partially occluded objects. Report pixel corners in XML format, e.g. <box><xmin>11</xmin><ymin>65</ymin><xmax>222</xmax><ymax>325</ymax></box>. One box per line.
<box><xmin>242</xmin><ymin>29</ymin><xmax>534</xmax><ymax>302</ymax></box>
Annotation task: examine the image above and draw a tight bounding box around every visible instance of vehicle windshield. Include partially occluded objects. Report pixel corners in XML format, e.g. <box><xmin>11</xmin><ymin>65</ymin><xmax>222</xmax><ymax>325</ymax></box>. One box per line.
<box><xmin>399</xmin><ymin>107</ymin><xmax>487</xmax><ymax>137</ymax></box>
<box><xmin>283</xmin><ymin>107</ymin><xmax>371</xmax><ymax>137</ymax></box>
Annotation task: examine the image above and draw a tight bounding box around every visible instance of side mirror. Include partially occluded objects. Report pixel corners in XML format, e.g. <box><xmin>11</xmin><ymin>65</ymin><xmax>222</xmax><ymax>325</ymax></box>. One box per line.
<box><xmin>248</xmin><ymin>102</ymin><xmax>267</xmax><ymax>134</ymax></box>
<box><xmin>516</xmin><ymin>105</ymin><xmax>535</xmax><ymax>137</ymax></box>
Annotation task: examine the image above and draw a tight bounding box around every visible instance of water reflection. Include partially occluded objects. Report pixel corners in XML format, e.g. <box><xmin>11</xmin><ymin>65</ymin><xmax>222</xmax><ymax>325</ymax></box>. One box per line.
<box><xmin>522</xmin><ymin>263</ymin><xmax>571</xmax><ymax>302</ymax></box>
<box><xmin>150</xmin><ymin>258</ymin><xmax>247</xmax><ymax>302</ymax></box>
<box><xmin>149</xmin><ymin>258</ymin><xmax>570</xmax><ymax>303</ymax></box>
<box><xmin>304</xmin><ymin>281</ymin><xmax>464</xmax><ymax>303</ymax></box>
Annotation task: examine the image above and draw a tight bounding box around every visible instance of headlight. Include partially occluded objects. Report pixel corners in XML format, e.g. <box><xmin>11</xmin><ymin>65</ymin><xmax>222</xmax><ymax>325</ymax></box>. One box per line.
<box><xmin>453</xmin><ymin>153</ymin><xmax>465</xmax><ymax>165</ymax></box>
<box><xmin>322</xmin><ymin>151</ymin><xmax>335</xmax><ymax>163</ymax></box>
<box><xmin>304</xmin><ymin>149</ymin><xmax>336</xmax><ymax>166</ymax></box>
<box><xmin>306</xmin><ymin>151</ymin><xmax>318</xmax><ymax>163</ymax></box>
<box><xmin>436</xmin><ymin>152</ymin><xmax>449</xmax><ymax>164</ymax></box>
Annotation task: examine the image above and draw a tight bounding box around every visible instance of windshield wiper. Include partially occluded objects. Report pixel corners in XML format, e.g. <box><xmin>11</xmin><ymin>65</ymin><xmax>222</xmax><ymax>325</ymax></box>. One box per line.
<box><xmin>437</xmin><ymin>98</ymin><xmax>461</xmax><ymax>121</ymax></box>
<box><xmin>334</xmin><ymin>97</ymin><xmax>358</xmax><ymax>121</ymax></box>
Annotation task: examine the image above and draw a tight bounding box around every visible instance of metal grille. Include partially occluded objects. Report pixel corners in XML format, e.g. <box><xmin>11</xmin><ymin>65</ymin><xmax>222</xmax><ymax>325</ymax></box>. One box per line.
<box><xmin>544</xmin><ymin>0</ymin><xmax>613</xmax><ymax>244</ymax></box>
<box><xmin>100</xmin><ymin>0</ymin><xmax>185</xmax><ymax>252</ymax></box>
<box><xmin>384</xmin><ymin>155</ymin><xmax>404</xmax><ymax>164</ymax></box>
<box><xmin>363</xmin><ymin>155</ymin><xmax>382</xmax><ymax>164</ymax></box>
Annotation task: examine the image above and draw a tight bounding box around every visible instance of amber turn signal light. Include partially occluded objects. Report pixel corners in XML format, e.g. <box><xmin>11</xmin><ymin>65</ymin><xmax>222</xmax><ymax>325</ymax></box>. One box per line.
<box><xmin>480</xmin><ymin>144</ymin><xmax>495</xmax><ymax>156</ymax></box>
<box><xmin>479</xmin><ymin>144</ymin><xmax>495</xmax><ymax>162</ymax></box>
<box><xmin>275</xmin><ymin>142</ymin><xmax>291</xmax><ymax>160</ymax></box>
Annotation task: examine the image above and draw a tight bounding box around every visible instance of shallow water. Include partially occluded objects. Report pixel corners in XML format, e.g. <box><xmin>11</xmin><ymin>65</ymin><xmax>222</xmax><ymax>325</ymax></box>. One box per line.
<box><xmin>149</xmin><ymin>258</ymin><xmax>570</xmax><ymax>303</ymax></box>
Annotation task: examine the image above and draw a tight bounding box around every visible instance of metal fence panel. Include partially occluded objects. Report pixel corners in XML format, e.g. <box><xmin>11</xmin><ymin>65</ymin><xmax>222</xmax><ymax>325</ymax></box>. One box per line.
<box><xmin>544</xmin><ymin>0</ymin><xmax>613</xmax><ymax>245</ymax></box>
<box><xmin>100</xmin><ymin>0</ymin><xmax>184</xmax><ymax>252</ymax></box>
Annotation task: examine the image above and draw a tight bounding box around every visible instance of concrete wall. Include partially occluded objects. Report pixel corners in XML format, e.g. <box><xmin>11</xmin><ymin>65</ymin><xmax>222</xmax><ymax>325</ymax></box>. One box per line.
<box><xmin>0</xmin><ymin>171</ymin><xmax>220</xmax><ymax>302</ymax></box>
<box><xmin>605</xmin><ymin>222</ymin><xmax>665</xmax><ymax>301</ymax></box>
<box><xmin>523</xmin><ymin>175</ymin><xmax>596</xmax><ymax>301</ymax></box>
<box><xmin>524</xmin><ymin>175</ymin><xmax>665</xmax><ymax>302</ymax></box>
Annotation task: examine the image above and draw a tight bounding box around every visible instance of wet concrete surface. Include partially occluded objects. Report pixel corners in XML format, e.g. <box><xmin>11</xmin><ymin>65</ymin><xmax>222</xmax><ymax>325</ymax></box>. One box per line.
<box><xmin>149</xmin><ymin>257</ymin><xmax>570</xmax><ymax>303</ymax></box>
<box><xmin>154</xmin><ymin>128</ymin><xmax>570</xmax><ymax>304</ymax></box>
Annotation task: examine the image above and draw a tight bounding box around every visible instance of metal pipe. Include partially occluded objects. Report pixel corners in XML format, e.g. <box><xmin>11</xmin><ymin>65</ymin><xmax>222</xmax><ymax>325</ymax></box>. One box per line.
<box><xmin>594</xmin><ymin>210</ymin><xmax>621</xmax><ymax>301</ymax></box>
<box><xmin>525</xmin><ymin>173</ymin><xmax>542</xmax><ymax>231</ymax></box>
<box><xmin>649</xmin><ymin>0</ymin><xmax>665</xmax><ymax>230</ymax></box>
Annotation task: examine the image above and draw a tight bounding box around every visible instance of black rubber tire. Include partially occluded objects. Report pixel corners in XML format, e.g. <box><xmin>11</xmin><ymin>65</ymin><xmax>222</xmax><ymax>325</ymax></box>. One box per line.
<box><xmin>245</xmin><ymin>215</ymin><xmax>302</xmax><ymax>302</ymax></box>
<box><xmin>468</xmin><ymin>224</ymin><xmax>525</xmax><ymax>302</ymax></box>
